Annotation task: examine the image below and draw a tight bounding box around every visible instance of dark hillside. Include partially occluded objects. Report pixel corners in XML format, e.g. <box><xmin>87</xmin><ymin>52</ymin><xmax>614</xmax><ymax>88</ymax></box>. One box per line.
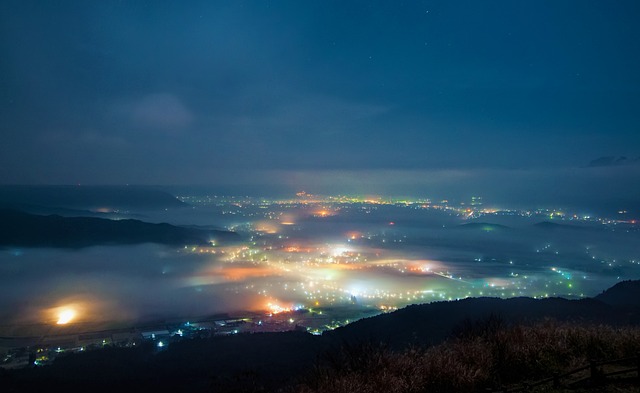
<box><xmin>324</xmin><ymin>296</ymin><xmax>637</xmax><ymax>349</ymax></box>
<box><xmin>595</xmin><ymin>279</ymin><xmax>640</xmax><ymax>307</ymax></box>
<box><xmin>0</xmin><ymin>209</ymin><xmax>238</xmax><ymax>248</ymax></box>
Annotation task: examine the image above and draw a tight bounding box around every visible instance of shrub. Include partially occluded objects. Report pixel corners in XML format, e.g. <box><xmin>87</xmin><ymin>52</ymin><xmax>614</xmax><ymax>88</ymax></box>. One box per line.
<box><xmin>292</xmin><ymin>321</ymin><xmax>640</xmax><ymax>393</ymax></box>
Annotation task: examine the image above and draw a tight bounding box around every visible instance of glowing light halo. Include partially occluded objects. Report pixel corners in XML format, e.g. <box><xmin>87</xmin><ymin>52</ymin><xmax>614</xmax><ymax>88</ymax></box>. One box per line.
<box><xmin>56</xmin><ymin>308</ymin><xmax>76</xmax><ymax>325</ymax></box>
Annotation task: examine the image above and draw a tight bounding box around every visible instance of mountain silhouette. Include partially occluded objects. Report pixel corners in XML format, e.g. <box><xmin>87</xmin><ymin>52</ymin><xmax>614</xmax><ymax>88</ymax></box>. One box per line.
<box><xmin>0</xmin><ymin>209</ymin><xmax>238</xmax><ymax>248</ymax></box>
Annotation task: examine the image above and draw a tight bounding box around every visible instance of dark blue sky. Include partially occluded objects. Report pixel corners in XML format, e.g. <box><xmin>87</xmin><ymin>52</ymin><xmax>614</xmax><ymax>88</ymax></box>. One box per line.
<box><xmin>1</xmin><ymin>1</ymin><xmax>639</xmax><ymax>195</ymax></box>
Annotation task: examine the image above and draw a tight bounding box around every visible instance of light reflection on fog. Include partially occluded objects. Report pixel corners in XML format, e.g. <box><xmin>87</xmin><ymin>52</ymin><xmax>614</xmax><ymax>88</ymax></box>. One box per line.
<box><xmin>0</xmin><ymin>201</ymin><xmax>639</xmax><ymax>328</ymax></box>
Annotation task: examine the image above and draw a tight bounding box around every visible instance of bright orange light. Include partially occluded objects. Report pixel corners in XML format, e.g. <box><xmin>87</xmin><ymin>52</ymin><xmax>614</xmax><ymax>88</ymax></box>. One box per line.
<box><xmin>254</xmin><ymin>221</ymin><xmax>279</xmax><ymax>234</ymax></box>
<box><xmin>404</xmin><ymin>260</ymin><xmax>444</xmax><ymax>274</ymax></box>
<box><xmin>346</xmin><ymin>231</ymin><xmax>362</xmax><ymax>240</ymax></box>
<box><xmin>280</xmin><ymin>213</ymin><xmax>296</xmax><ymax>225</ymax></box>
<box><xmin>283</xmin><ymin>245</ymin><xmax>314</xmax><ymax>253</ymax></box>
<box><xmin>41</xmin><ymin>298</ymin><xmax>126</xmax><ymax>326</ymax></box>
<box><xmin>266</xmin><ymin>302</ymin><xmax>292</xmax><ymax>315</ymax></box>
<box><xmin>313</xmin><ymin>209</ymin><xmax>336</xmax><ymax>218</ymax></box>
<box><xmin>56</xmin><ymin>309</ymin><xmax>76</xmax><ymax>325</ymax></box>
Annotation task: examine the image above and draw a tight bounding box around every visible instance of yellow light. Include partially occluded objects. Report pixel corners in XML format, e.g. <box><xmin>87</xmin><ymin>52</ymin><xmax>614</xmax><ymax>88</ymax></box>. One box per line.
<box><xmin>56</xmin><ymin>309</ymin><xmax>76</xmax><ymax>325</ymax></box>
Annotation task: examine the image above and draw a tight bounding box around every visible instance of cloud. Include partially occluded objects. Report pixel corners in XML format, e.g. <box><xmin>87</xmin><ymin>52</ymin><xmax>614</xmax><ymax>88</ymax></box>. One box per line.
<box><xmin>229</xmin><ymin>94</ymin><xmax>390</xmax><ymax>134</ymax></box>
<box><xmin>129</xmin><ymin>93</ymin><xmax>194</xmax><ymax>132</ymax></box>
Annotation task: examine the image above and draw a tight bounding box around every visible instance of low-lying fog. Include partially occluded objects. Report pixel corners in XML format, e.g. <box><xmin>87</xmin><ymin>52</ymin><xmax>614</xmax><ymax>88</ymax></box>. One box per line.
<box><xmin>1</xmin><ymin>201</ymin><xmax>639</xmax><ymax>330</ymax></box>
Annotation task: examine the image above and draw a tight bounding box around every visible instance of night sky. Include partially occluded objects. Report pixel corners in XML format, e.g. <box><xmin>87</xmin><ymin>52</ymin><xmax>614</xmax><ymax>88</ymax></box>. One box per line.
<box><xmin>1</xmin><ymin>1</ymin><xmax>640</xmax><ymax>198</ymax></box>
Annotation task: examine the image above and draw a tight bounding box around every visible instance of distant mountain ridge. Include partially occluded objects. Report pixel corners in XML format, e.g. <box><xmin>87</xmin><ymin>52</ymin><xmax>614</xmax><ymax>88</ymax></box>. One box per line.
<box><xmin>0</xmin><ymin>209</ymin><xmax>238</xmax><ymax>248</ymax></box>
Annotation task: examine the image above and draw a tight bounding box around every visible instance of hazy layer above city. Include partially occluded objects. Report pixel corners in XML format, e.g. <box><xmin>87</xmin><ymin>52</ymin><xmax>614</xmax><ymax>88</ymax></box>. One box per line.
<box><xmin>163</xmin><ymin>164</ymin><xmax>640</xmax><ymax>216</ymax></box>
<box><xmin>1</xmin><ymin>191</ymin><xmax>638</xmax><ymax>332</ymax></box>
